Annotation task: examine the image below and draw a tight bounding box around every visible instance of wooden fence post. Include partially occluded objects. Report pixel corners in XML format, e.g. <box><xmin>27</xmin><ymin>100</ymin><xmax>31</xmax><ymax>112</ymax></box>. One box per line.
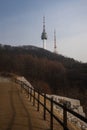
<box><xmin>30</xmin><ymin>88</ymin><xmax>32</xmax><ymax>102</ymax></box>
<box><xmin>43</xmin><ymin>93</ymin><xmax>46</xmax><ymax>120</ymax></box>
<box><xmin>63</xmin><ymin>103</ymin><xmax>67</xmax><ymax>130</ymax></box>
<box><xmin>28</xmin><ymin>86</ymin><xmax>29</xmax><ymax>98</ymax></box>
<box><xmin>50</xmin><ymin>97</ymin><xmax>53</xmax><ymax>130</ymax></box>
<box><xmin>37</xmin><ymin>90</ymin><xmax>40</xmax><ymax>111</ymax></box>
<box><xmin>33</xmin><ymin>89</ymin><xmax>35</xmax><ymax>106</ymax></box>
<box><xmin>28</xmin><ymin>87</ymin><xmax>30</xmax><ymax>99</ymax></box>
<box><xmin>21</xmin><ymin>82</ymin><xmax>23</xmax><ymax>92</ymax></box>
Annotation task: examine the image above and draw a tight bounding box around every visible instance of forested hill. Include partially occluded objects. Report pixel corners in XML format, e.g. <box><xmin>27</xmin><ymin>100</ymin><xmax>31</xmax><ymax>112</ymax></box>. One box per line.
<box><xmin>0</xmin><ymin>44</ymin><xmax>87</xmax><ymax>115</ymax></box>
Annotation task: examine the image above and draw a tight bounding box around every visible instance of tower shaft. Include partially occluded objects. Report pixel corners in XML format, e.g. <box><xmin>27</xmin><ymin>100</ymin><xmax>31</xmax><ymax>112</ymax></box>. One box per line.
<box><xmin>43</xmin><ymin>39</ymin><xmax>46</xmax><ymax>49</ymax></box>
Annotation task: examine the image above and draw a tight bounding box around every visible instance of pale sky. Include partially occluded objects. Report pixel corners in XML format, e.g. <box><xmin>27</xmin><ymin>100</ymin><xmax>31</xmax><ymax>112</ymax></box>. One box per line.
<box><xmin>0</xmin><ymin>0</ymin><xmax>87</xmax><ymax>62</ymax></box>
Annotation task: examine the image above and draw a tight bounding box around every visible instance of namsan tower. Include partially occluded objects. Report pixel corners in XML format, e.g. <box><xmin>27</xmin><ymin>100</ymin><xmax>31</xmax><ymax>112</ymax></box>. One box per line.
<box><xmin>41</xmin><ymin>16</ymin><xmax>47</xmax><ymax>49</ymax></box>
<box><xmin>54</xmin><ymin>29</ymin><xmax>58</xmax><ymax>54</ymax></box>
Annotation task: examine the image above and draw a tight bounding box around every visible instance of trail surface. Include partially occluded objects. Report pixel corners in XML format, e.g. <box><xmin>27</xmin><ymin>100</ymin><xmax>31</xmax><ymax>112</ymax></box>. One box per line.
<box><xmin>0</xmin><ymin>78</ymin><xmax>50</xmax><ymax>130</ymax></box>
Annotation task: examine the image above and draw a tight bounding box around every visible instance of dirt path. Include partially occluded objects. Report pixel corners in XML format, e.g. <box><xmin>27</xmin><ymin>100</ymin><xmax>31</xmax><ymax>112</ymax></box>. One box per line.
<box><xmin>0</xmin><ymin>78</ymin><xmax>50</xmax><ymax>130</ymax></box>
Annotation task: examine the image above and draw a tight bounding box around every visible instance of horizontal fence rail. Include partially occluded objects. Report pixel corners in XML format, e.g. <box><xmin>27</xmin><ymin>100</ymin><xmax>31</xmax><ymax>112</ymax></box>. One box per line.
<box><xmin>14</xmin><ymin>78</ymin><xmax>87</xmax><ymax>130</ymax></box>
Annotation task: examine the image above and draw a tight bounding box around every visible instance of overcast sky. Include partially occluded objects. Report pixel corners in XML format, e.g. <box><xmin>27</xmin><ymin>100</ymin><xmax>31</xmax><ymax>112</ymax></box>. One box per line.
<box><xmin>0</xmin><ymin>0</ymin><xmax>87</xmax><ymax>62</ymax></box>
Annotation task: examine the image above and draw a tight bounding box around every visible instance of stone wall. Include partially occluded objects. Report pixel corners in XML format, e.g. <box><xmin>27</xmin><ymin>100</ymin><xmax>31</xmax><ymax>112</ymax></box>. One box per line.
<box><xmin>16</xmin><ymin>76</ymin><xmax>33</xmax><ymax>88</ymax></box>
<box><xmin>0</xmin><ymin>77</ymin><xmax>10</xmax><ymax>82</ymax></box>
<box><xmin>46</xmin><ymin>94</ymin><xmax>87</xmax><ymax>130</ymax></box>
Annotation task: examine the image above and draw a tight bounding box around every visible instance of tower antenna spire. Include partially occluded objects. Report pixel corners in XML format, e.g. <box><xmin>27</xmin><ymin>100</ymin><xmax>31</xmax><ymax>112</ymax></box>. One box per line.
<box><xmin>41</xmin><ymin>16</ymin><xmax>47</xmax><ymax>49</ymax></box>
<box><xmin>43</xmin><ymin>16</ymin><xmax>45</xmax><ymax>32</ymax></box>
<box><xmin>54</xmin><ymin>29</ymin><xmax>58</xmax><ymax>54</ymax></box>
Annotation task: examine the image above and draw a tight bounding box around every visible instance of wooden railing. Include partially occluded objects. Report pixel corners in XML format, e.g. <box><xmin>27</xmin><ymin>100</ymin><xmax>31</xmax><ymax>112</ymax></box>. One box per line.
<box><xmin>15</xmin><ymin>79</ymin><xmax>87</xmax><ymax>130</ymax></box>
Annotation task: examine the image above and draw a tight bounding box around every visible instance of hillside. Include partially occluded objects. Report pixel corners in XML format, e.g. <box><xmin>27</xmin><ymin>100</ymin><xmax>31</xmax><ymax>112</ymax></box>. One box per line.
<box><xmin>0</xmin><ymin>44</ymin><xmax>87</xmax><ymax>116</ymax></box>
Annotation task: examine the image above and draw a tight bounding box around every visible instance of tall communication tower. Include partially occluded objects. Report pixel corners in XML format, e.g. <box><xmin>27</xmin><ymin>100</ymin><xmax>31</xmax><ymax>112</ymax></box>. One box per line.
<box><xmin>54</xmin><ymin>29</ymin><xmax>58</xmax><ymax>54</ymax></box>
<box><xmin>41</xmin><ymin>16</ymin><xmax>47</xmax><ymax>49</ymax></box>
